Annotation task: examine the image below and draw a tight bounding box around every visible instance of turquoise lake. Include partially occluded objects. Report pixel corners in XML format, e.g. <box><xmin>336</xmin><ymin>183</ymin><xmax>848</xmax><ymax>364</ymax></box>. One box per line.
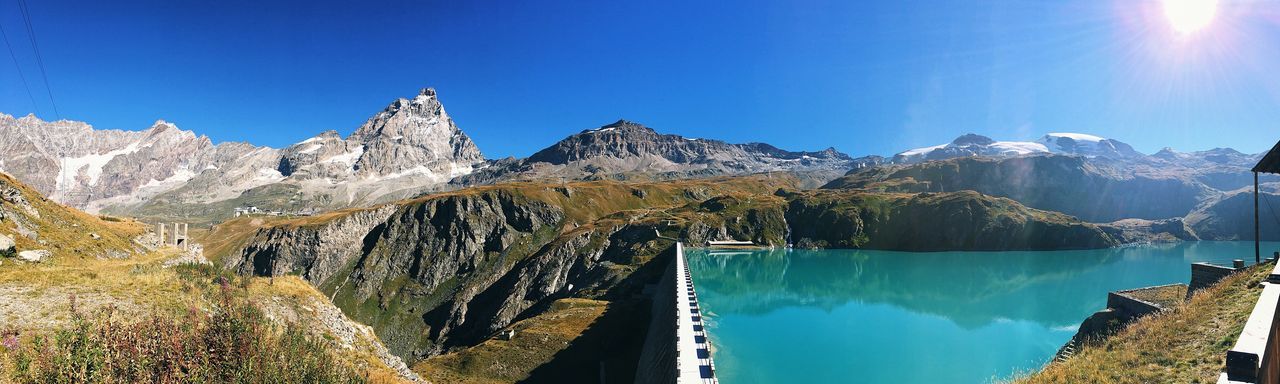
<box><xmin>685</xmin><ymin>241</ymin><xmax>1280</xmax><ymax>383</ymax></box>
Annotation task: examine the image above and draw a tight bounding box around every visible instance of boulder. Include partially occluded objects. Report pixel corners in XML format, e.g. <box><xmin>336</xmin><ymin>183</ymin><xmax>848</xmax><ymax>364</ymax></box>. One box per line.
<box><xmin>0</xmin><ymin>234</ymin><xmax>13</xmax><ymax>257</ymax></box>
<box><xmin>17</xmin><ymin>250</ymin><xmax>50</xmax><ymax>263</ymax></box>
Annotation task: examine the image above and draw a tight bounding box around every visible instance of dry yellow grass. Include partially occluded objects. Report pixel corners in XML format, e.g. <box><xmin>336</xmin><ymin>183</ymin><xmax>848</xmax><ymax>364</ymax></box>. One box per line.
<box><xmin>1015</xmin><ymin>265</ymin><xmax>1270</xmax><ymax>383</ymax></box>
<box><xmin>413</xmin><ymin>298</ymin><xmax>609</xmax><ymax>384</ymax></box>
<box><xmin>0</xmin><ymin>248</ymin><xmax>196</xmax><ymax>330</ymax></box>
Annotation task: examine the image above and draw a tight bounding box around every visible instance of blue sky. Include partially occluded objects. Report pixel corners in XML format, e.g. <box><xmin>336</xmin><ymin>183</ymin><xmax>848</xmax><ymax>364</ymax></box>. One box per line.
<box><xmin>1</xmin><ymin>0</ymin><xmax>1278</xmax><ymax>157</ymax></box>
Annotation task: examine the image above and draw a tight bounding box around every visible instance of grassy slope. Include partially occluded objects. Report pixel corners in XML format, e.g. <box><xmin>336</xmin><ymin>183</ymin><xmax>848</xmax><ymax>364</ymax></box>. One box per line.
<box><xmin>0</xmin><ymin>174</ymin><xmax>409</xmax><ymax>382</ymax></box>
<box><xmin>1016</xmin><ymin>264</ymin><xmax>1270</xmax><ymax>383</ymax></box>
<box><xmin>0</xmin><ymin>173</ymin><xmax>145</xmax><ymax>260</ymax></box>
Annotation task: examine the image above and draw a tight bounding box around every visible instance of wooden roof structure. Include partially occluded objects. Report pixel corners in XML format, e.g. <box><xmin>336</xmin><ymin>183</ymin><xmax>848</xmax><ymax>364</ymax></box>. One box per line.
<box><xmin>1252</xmin><ymin>139</ymin><xmax>1280</xmax><ymax>263</ymax></box>
<box><xmin>1253</xmin><ymin>140</ymin><xmax>1280</xmax><ymax>174</ymax></box>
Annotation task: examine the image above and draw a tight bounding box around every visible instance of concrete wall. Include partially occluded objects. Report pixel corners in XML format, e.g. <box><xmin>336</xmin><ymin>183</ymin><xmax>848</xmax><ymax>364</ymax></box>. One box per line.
<box><xmin>1192</xmin><ymin>263</ymin><xmax>1238</xmax><ymax>293</ymax></box>
<box><xmin>635</xmin><ymin>247</ymin><xmax>678</xmax><ymax>384</ymax></box>
<box><xmin>1106</xmin><ymin>291</ymin><xmax>1162</xmax><ymax>319</ymax></box>
<box><xmin>634</xmin><ymin>243</ymin><xmax>718</xmax><ymax>384</ymax></box>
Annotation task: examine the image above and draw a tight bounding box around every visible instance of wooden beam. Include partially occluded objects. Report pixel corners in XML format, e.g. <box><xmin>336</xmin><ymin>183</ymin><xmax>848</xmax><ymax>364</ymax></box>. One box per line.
<box><xmin>1257</xmin><ymin>171</ymin><xmax>1261</xmax><ymax>264</ymax></box>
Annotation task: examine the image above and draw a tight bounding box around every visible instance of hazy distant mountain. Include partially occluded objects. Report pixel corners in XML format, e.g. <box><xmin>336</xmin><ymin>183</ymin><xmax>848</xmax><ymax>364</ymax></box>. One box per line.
<box><xmin>826</xmin><ymin>155</ymin><xmax>1217</xmax><ymax>222</ymax></box>
<box><xmin>830</xmin><ymin>135</ymin><xmax>1280</xmax><ymax>239</ymax></box>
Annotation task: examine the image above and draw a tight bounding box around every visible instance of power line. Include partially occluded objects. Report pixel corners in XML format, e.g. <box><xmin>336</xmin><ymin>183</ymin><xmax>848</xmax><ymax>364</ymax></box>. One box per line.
<box><xmin>0</xmin><ymin>20</ymin><xmax>41</xmax><ymax>116</ymax></box>
<box><xmin>15</xmin><ymin>0</ymin><xmax>58</xmax><ymax>120</ymax></box>
<box><xmin>1264</xmin><ymin>191</ymin><xmax>1280</xmax><ymax>233</ymax></box>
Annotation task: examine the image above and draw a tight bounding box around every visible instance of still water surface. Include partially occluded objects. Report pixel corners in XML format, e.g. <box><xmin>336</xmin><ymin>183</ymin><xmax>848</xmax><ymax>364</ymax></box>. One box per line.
<box><xmin>685</xmin><ymin>241</ymin><xmax>1280</xmax><ymax>383</ymax></box>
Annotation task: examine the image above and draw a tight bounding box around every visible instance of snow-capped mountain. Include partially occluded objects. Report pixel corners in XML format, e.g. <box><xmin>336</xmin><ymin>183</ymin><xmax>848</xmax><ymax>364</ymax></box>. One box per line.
<box><xmin>893</xmin><ymin>132</ymin><xmax>1142</xmax><ymax>163</ymax></box>
<box><xmin>1035</xmin><ymin>132</ymin><xmax>1143</xmax><ymax>159</ymax></box>
<box><xmin>0</xmin><ymin>114</ymin><xmax>275</xmax><ymax>210</ymax></box>
<box><xmin>893</xmin><ymin>134</ymin><xmax>1048</xmax><ymax>163</ymax></box>
<box><xmin>0</xmin><ymin>88</ymin><xmax>486</xmax><ymax>216</ymax></box>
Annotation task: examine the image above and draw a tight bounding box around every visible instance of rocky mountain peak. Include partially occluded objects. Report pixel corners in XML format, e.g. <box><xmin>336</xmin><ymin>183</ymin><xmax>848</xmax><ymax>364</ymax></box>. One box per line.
<box><xmin>416</xmin><ymin>87</ymin><xmax>437</xmax><ymax>100</ymax></box>
<box><xmin>345</xmin><ymin>87</ymin><xmax>484</xmax><ymax>179</ymax></box>
<box><xmin>518</xmin><ymin>119</ymin><xmax>857</xmax><ymax>180</ymax></box>
<box><xmin>951</xmin><ymin>133</ymin><xmax>995</xmax><ymax>147</ymax></box>
<box><xmin>581</xmin><ymin>119</ymin><xmax>656</xmax><ymax>135</ymax></box>
<box><xmin>315</xmin><ymin>130</ymin><xmax>342</xmax><ymax>140</ymax></box>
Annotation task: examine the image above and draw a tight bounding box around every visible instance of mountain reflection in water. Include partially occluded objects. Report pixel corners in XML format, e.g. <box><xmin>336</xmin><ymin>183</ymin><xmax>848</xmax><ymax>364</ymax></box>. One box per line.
<box><xmin>686</xmin><ymin>241</ymin><xmax>1279</xmax><ymax>383</ymax></box>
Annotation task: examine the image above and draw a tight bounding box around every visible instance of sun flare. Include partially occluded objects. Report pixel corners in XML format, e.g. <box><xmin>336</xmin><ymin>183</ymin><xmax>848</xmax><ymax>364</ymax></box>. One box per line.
<box><xmin>1163</xmin><ymin>0</ymin><xmax>1218</xmax><ymax>34</ymax></box>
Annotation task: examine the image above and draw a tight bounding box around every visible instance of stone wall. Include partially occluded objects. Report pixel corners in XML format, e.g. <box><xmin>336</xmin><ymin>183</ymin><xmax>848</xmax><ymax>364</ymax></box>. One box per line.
<box><xmin>1190</xmin><ymin>262</ymin><xmax>1237</xmax><ymax>293</ymax></box>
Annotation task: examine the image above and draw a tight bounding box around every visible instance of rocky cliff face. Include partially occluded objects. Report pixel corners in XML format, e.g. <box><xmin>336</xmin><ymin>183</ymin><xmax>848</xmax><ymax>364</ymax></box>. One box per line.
<box><xmin>226</xmin><ymin>186</ymin><xmax>678</xmax><ymax>360</ymax></box>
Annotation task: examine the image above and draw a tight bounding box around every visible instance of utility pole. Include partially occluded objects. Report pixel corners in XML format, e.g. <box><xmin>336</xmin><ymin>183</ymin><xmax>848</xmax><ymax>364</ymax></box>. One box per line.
<box><xmin>1255</xmin><ymin>171</ymin><xmax>1260</xmax><ymax>264</ymax></box>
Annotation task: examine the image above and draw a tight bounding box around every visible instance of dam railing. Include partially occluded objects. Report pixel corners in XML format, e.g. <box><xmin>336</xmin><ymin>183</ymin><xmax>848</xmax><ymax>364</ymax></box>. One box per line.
<box><xmin>635</xmin><ymin>242</ymin><xmax>719</xmax><ymax>384</ymax></box>
<box><xmin>1221</xmin><ymin>257</ymin><xmax>1280</xmax><ymax>384</ymax></box>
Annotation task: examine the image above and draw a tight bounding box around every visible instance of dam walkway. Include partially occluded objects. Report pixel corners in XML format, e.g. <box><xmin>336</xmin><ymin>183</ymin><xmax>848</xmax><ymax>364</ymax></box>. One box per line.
<box><xmin>634</xmin><ymin>242</ymin><xmax>719</xmax><ymax>384</ymax></box>
<box><xmin>675</xmin><ymin>242</ymin><xmax>718</xmax><ymax>383</ymax></box>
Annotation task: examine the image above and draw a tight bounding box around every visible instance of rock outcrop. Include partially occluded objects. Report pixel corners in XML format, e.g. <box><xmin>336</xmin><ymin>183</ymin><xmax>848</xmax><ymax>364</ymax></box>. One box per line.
<box><xmin>16</xmin><ymin>249</ymin><xmax>49</xmax><ymax>263</ymax></box>
<box><xmin>0</xmin><ymin>234</ymin><xmax>13</xmax><ymax>257</ymax></box>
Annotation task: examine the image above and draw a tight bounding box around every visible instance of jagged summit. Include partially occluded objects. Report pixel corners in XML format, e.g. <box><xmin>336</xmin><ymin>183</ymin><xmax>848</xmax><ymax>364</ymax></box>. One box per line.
<box><xmin>348</xmin><ymin>87</ymin><xmax>484</xmax><ymax>178</ymax></box>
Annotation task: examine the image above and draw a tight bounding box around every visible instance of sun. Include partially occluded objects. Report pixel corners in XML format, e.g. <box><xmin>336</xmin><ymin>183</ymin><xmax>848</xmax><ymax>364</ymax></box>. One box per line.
<box><xmin>1162</xmin><ymin>0</ymin><xmax>1219</xmax><ymax>34</ymax></box>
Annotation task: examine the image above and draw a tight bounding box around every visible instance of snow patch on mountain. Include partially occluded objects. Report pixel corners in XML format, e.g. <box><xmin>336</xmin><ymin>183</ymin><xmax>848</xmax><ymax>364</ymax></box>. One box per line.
<box><xmin>325</xmin><ymin>147</ymin><xmax>365</xmax><ymax>167</ymax></box>
<box><xmin>55</xmin><ymin>142</ymin><xmax>144</xmax><ymax>189</ymax></box>
<box><xmin>895</xmin><ymin>132</ymin><xmax>1139</xmax><ymax>163</ymax></box>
